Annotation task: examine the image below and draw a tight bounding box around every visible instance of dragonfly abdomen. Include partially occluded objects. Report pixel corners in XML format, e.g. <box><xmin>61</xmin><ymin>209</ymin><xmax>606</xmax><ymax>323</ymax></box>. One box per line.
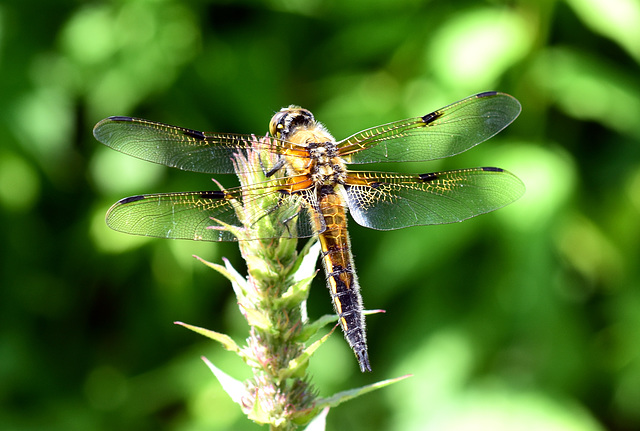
<box><xmin>316</xmin><ymin>187</ymin><xmax>371</xmax><ymax>372</ymax></box>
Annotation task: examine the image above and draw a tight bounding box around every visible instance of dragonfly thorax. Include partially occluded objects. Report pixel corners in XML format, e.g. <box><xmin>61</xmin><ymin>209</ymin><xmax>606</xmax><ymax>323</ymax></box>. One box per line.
<box><xmin>307</xmin><ymin>141</ymin><xmax>348</xmax><ymax>186</ymax></box>
<box><xmin>271</xmin><ymin>107</ymin><xmax>348</xmax><ymax>187</ymax></box>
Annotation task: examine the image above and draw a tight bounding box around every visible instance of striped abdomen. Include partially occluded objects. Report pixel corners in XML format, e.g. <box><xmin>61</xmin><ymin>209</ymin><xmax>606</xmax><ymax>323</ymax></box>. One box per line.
<box><xmin>315</xmin><ymin>185</ymin><xmax>370</xmax><ymax>372</ymax></box>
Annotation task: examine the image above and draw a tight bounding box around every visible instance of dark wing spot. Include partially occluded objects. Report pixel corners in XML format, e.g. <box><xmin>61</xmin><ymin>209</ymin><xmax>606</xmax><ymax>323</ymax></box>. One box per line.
<box><xmin>419</xmin><ymin>172</ymin><xmax>439</xmax><ymax>182</ymax></box>
<box><xmin>108</xmin><ymin>116</ymin><xmax>135</xmax><ymax>121</ymax></box>
<box><xmin>182</xmin><ymin>128</ymin><xmax>206</xmax><ymax>140</ymax></box>
<box><xmin>200</xmin><ymin>191</ymin><xmax>226</xmax><ymax>199</ymax></box>
<box><xmin>119</xmin><ymin>195</ymin><xmax>145</xmax><ymax>204</ymax></box>
<box><xmin>476</xmin><ymin>91</ymin><xmax>498</xmax><ymax>98</ymax></box>
<box><xmin>481</xmin><ymin>167</ymin><xmax>504</xmax><ymax>172</ymax></box>
<box><xmin>421</xmin><ymin>110</ymin><xmax>442</xmax><ymax>125</ymax></box>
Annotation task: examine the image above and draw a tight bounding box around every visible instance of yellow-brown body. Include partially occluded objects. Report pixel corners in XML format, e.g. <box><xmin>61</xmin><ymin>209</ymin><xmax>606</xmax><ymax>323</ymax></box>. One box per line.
<box><xmin>315</xmin><ymin>187</ymin><xmax>368</xmax><ymax>371</ymax></box>
<box><xmin>270</xmin><ymin>106</ymin><xmax>370</xmax><ymax>372</ymax></box>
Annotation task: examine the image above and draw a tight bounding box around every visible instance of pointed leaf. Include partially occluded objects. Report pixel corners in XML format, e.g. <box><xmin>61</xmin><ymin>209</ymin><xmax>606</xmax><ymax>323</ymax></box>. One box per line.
<box><xmin>194</xmin><ymin>255</ymin><xmax>249</xmax><ymax>294</ymax></box>
<box><xmin>298</xmin><ymin>309</ymin><xmax>385</xmax><ymax>343</ymax></box>
<box><xmin>292</xmin><ymin>240</ymin><xmax>321</xmax><ymax>281</ymax></box>
<box><xmin>222</xmin><ymin>257</ymin><xmax>250</xmax><ymax>296</ymax></box>
<box><xmin>300</xmin><ymin>299</ymin><xmax>309</xmax><ymax>323</ymax></box>
<box><xmin>303</xmin><ymin>407</ymin><xmax>329</xmax><ymax>431</ymax></box>
<box><xmin>208</xmin><ymin>216</ymin><xmax>248</xmax><ymax>240</ymax></box>
<box><xmin>174</xmin><ymin>321</ymin><xmax>239</xmax><ymax>352</ymax></box>
<box><xmin>286</xmin><ymin>237</ymin><xmax>320</xmax><ymax>281</ymax></box>
<box><xmin>201</xmin><ymin>356</ymin><xmax>246</xmax><ymax>405</ymax></box>
<box><xmin>297</xmin><ymin>314</ymin><xmax>338</xmax><ymax>342</ymax></box>
<box><xmin>278</xmin><ymin>272</ymin><xmax>316</xmax><ymax>308</ymax></box>
<box><xmin>242</xmin><ymin>306</ymin><xmax>273</xmax><ymax>331</ymax></box>
<box><xmin>364</xmin><ymin>309</ymin><xmax>386</xmax><ymax>316</ymax></box>
<box><xmin>280</xmin><ymin>327</ymin><xmax>336</xmax><ymax>380</ymax></box>
<box><xmin>247</xmin><ymin>392</ymin><xmax>272</xmax><ymax>425</ymax></box>
<box><xmin>316</xmin><ymin>375</ymin><xmax>412</xmax><ymax>409</ymax></box>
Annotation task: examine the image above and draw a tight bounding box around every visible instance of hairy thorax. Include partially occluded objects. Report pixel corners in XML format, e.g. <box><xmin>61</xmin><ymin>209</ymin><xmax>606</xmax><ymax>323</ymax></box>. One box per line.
<box><xmin>285</xmin><ymin>128</ymin><xmax>348</xmax><ymax>187</ymax></box>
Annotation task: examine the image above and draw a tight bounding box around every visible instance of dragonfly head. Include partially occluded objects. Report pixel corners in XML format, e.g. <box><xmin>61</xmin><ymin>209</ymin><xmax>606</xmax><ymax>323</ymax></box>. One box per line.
<box><xmin>269</xmin><ymin>105</ymin><xmax>316</xmax><ymax>140</ymax></box>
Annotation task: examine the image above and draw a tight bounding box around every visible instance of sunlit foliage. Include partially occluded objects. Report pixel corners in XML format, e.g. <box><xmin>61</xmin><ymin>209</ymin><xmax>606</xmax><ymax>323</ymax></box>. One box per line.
<box><xmin>1</xmin><ymin>0</ymin><xmax>639</xmax><ymax>430</ymax></box>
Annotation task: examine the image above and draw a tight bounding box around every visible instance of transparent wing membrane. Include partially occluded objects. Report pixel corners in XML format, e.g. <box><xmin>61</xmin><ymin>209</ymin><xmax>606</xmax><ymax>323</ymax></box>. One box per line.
<box><xmin>344</xmin><ymin>167</ymin><xmax>525</xmax><ymax>230</ymax></box>
<box><xmin>105</xmin><ymin>179</ymin><xmax>322</xmax><ymax>242</ymax></box>
<box><xmin>338</xmin><ymin>92</ymin><xmax>521</xmax><ymax>164</ymax></box>
<box><xmin>97</xmin><ymin>92</ymin><xmax>524</xmax><ymax>239</ymax></box>
<box><xmin>93</xmin><ymin>116</ymin><xmax>308</xmax><ymax>174</ymax></box>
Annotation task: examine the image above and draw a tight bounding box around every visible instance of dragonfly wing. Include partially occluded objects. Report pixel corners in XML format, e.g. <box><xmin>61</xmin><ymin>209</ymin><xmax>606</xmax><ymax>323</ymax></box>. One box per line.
<box><xmin>106</xmin><ymin>181</ymin><xmax>321</xmax><ymax>241</ymax></box>
<box><xmin>94</xmin><ymin>116</ymin><xmax>289</xmax><ymax>174</ymax></box>
<box><xmin>344</xmin><ymin>168</ymin><xmax>525</xmax><ymax>230</ymax></box>
<box><xmin>338</xmin><ymin>92</ymin><xmax>521</xmax><ymax>164</ymax></box>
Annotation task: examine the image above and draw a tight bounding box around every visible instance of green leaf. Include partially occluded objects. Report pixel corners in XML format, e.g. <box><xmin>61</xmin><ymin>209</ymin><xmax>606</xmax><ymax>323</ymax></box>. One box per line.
<box><xmin>316</xmin><ymin>375</ymin><xmax>412</xmax><ymax>409</ymax></box>
<box><xmin>247</xmin><ymin>394</ymin><xmax>271</xmax><ymax>425</ymax></box>
<box><xmin>278</xmin><ymin>272</ymin><xmax>316</xmax><ymax>308</ymax></box>
<box><xmin>279</xmin><ymin>327</ymin><xmax>336</xmax><ymax>380</ymax></box>
<box><xmin>289</xmin><ymin>238</ymin><xmax>321</xmax><ymax>278</ymax></box>
<box><xmin>243</xmin><ymin>306</ymin><xmax>273</xmax><ymax>331</ymax></box>
<box><xmin>174</xmin><ymin>321</ymin><xmax>240</xmax><ymax>353</ymax></box>
<box><xmin>201</xmin><ymin>356</ymin><xmax>246</xmax><ymax>406</ymax></box>
<box><xmin>297</xmin><ymin>314</ymin><xmax>338</xmax><ymax>342</ymax></box>
<box><xmin>210</xmin><ymin>216</ymin><xmax>247</xmax><ymax>240</ymax></box>
<box><xmin>297</xmin><ymin>309</ymin><xmax>385</xmax><ymax>342</ymax></box>
<box><xmin>303</xmin><ymin>407</ymin><xmax>329</xmax><ymax>431</ymax></box>
<box><xmin>194</xmin><ymin>255</ymin><xmax>249</xmax><ymax>295</ymax></box>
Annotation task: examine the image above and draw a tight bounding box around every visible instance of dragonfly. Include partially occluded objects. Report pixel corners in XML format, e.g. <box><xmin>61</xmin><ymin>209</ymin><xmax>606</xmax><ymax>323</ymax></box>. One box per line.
<box><xmin>94</xmin><ymin>91</ymin><xmax>524</xmax><ymax>372</ymax></box>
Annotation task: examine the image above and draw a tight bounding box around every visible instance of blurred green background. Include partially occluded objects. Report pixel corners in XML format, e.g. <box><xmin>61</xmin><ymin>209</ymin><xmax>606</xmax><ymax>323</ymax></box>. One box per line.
<box><xmin>1</xmin><ymin>0</ymin><xmax>639</xmax><ymax>430</ymax></box>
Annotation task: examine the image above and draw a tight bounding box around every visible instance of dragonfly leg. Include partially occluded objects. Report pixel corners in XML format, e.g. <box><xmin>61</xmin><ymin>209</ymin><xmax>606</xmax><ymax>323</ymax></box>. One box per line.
<box><xmin>244</xmin><ymin>189</ymin><xmax>303</xmax><ymax>239</ymax></box>
<box><xmin>262</xmin><ymin>155</ymin><xmax>286</xmax><ymax>178</ymax></box>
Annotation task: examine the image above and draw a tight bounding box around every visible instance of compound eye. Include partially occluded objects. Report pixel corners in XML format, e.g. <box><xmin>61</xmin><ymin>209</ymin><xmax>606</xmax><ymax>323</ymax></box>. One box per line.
<box><xmin>269</xmin><ymin>110</ymin><xmax>288</xmax><ymax>137</ymax></box>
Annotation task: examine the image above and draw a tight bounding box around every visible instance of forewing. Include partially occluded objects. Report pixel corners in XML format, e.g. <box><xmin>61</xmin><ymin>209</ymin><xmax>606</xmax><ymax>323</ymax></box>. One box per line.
<box><xmin>344</xmin><ymin>168</ymin><xmax>524</xmax><ymax>230</ymax></box>
<box><xmin>105</xmin><ymin>181</ymin><xmax>322</xmax><ymax>242</ymax></box>
<box><xmin>338</xmin><ymin>92</ymin><xmax>521</xmax><ymax>164</ymax></box>
<box><xmin>93</xmin><ymin>116</ymin><xmax>302</xmax><ymax>174</ymax></box>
